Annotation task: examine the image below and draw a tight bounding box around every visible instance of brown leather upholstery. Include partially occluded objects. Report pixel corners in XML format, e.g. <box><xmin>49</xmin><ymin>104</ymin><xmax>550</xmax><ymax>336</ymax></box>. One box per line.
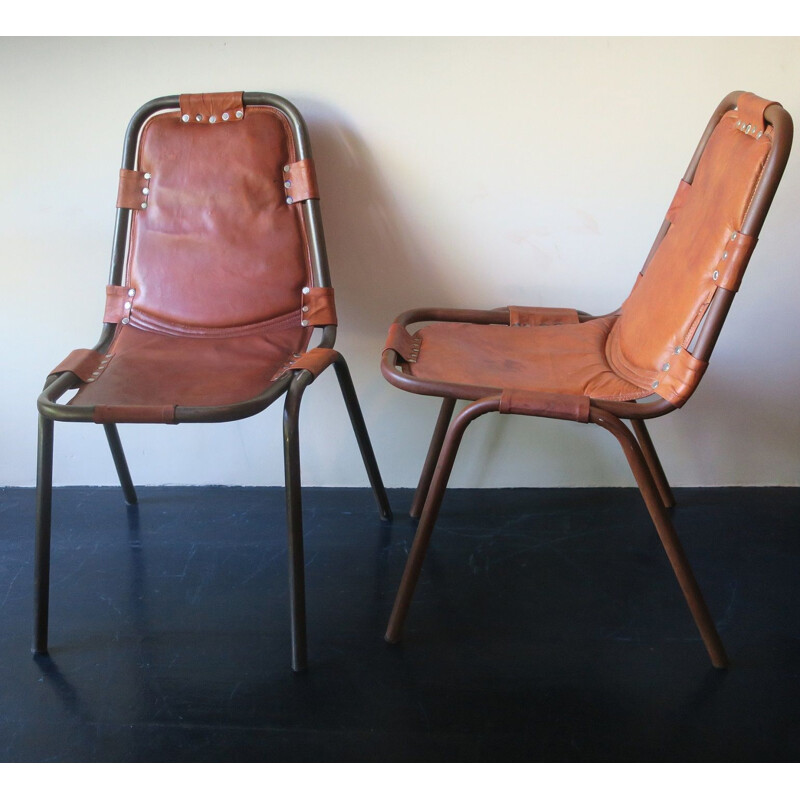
<box><xmin>384</xmin><ymin>92</ymin><xmax>786</xmax><ymax>413</ymax></box>
<box><xmin>51</xmin><ymin>98</ymin><xmax>325</xmax><ymax>423</ymax></box>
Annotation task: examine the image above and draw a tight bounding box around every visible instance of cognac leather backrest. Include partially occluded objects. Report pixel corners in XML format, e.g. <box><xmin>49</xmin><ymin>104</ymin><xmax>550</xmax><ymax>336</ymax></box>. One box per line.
<box><xmin>123</xmin><ymin>95</ymin><xmax>314</xmax><ymax>333</ymax></box>
<box><xmin>606</xmin><ymin>92</ymin><xmax>792</xmax><ymax>407</ymax></box>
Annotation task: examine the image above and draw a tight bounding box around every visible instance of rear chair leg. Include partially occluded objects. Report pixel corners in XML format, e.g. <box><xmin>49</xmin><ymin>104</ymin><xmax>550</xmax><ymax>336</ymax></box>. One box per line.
<box><xmin>631</xmin><ymin>418</ymin><xmax>675</xmax><ymax>508</ymax></box>
<box><xmin>283</xmin><ymin>373</ymin><xmax>313</xmax><ymax>672</ymax></box>
<box><xmin>333</xmin><ymin>355</ymin><xmax>392</xmax><ymax>521</ymax></box>
<box><xmin>591</xmin><ymin>409</ymin><xmax>728</xmax><ymax>668</ymax></box>
<box><xmin>410</xmin><ymin>397</ymin><xmax>457</xmax><ymax>520</ymax></box>
<box><xmin>33</xmin><ymin>415</ymin><xmax>54</xmax><ymax>656</ymax></box>
<box><xmin>103</xmin><ymin>424</ymin><xmax>138</xmax><ymax>505</ymax></box>
<box><xmin>385</xmin><ymin>397</ymin><xmax>498</xmax><ymax>644</ymax></box>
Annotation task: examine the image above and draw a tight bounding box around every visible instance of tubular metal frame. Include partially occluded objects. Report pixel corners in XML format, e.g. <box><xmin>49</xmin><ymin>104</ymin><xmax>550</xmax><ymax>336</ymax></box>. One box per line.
<box><xmin>34</xmin><ymin>93</ymin><xmax>391</xmax><ymax>672</ymax></box>
<box><xmin>382</xmin><ymin>94</ymin><xmax>793</xmax><ymax>668</ymax></box>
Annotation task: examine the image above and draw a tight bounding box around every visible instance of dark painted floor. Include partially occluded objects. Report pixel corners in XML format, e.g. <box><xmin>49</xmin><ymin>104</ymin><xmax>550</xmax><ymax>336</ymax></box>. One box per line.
<box><xmin>0</xmin><ymin>485</ymin><xmax>798</xmax><ymax>762</ymax></box>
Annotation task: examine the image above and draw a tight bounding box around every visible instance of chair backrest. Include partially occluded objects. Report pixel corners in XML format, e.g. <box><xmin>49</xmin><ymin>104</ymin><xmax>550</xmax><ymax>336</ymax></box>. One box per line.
<box><xmin>605</xmin><ymin>92</ymin><xmax>792</xmax><ymax>408</ymax></box>
<box><xmin>112</xmin><ymin>92</ymin><xmax>328</xmax><ymax>337</ymax></box>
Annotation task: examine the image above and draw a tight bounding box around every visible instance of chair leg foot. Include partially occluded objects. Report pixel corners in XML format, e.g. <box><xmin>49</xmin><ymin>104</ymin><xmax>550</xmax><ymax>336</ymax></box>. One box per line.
<box><xmin>385</xmin><ymin>397</ymin><xmax>499</xmax><ymax>643</ymax></box>
<box><xmin>103</xmin><ymin>424</ymin><xmax>138</xmax><ymax>505</ymax></box>
<box><xmin>33</xmin><ymin>415</ymin><xmax>54</xmax><ymax>658</ymax></box>
<box><xmin>592</xmin><ymin>410</ymin><xmax>728</xmax><ymax>668</ymax></box>
<box><xmin>333</xmin><ymin>355</ymin><xmax>392</xmax><ymax>522</ymax></box>
<box><xmin>410</xmin><ymin>397</ymin><xmax>457</xmax><ymax>520</ymax></box>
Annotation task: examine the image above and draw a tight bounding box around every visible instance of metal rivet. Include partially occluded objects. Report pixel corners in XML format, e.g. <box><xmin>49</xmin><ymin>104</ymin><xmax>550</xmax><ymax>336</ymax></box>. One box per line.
<box><xmin>674</xmin><ymin>346</ymin><xmax>682</xmax><ymax>355</ymax></box>
<box><xmin>284</xmin><ymin>165</ymin><xmax>291</xmax><ymax>173</ymax></box>
<box><xmin>745</xmin><ymin>124</ymin><xmax>752</xmax><ymax>134</ymax></box>
<box><xmin>663</xmin><ymin>363</ymin><xmax>670</xmax><ymax>372</ymax></box>
<box><xmin>301</xmin><ymin>320</ymin><xmax>309</xmax><ymax>327</ymax></box>
<box><xmin>730</xmin><ymin>232</ymin><xmax>737</xmax><ymax>240</ymax></box>
<box><xmin>141</xmin><ymin>202</ymin><xmax>147</xmax><ymax>209</ymax></box>
<box><xmin>209</xmin><ymin>115</ymin><xmax>217</xmax><ymax>124</ymax></box>
<box><xmin>121</xmin><ymin>318</ymin><xmax>129</xmax><ymax>325</ymax></box>
<box><xmin>293</xmin><ymin>353</ymin><xmax>301</xmax><ymax>358</ymax></box>
<box><xmin>736</xmin><ymin>121</ymin><xmax>741</xmax><ymax>128</ymax></box>
<box><xmin>144</xmin><ymin>173</ymin><xmax>151</xmax><ymax>180</ymax></box>
<box><xmin>757</xmin><ymin>131</ymin><xmax>763</xmax><ymax>139</ymax></box>
<box><xmin>713</xmin><ymin>270</ymin><xmax>719</xmax><ymax>281</ymax></box>
<box><xmin>222</xmin><ymin>112</ymin><xmax>230</xmax><ymax>121</ymax></box>
<box><xmin>181</xmin><ymin>114</ymin><xmax>190</xmax><ymax>123</ymax></box>
<box><xmin>142</xmin><ymin>187</ymin><xmax>149</xmax><ymax>195</ymax></box>
<box><xmin>124</xmin><ymin>302</ymin><xmax>132</xmax><ymax>310</ymax></box>
<box><xmin>284</xmin><ymin>180</ymin><xmax>292</xmax><ymax>188</ymax></box>
<box><xmin>302</xmin><ymin>305</ymin><xmax>309</xmax><ymax>313</ymax></box>
<box><xmin>128</xmin><ymin>289</ymin><xmax>135</xmax><ymax>296</ymax></box>
<box><xmin>286</xmin><ymin>197</ymin><xmax>294</xmax><ymax>204</ymax></box>
<box><xmin>722</xmin><ymin>251</ymin><xmax>728</xmax><ymax>259</ymax></box>
<box><xmin>92</xmin><ymin>371</ymin><xmax>100</xmax><ymax>376</ymax></box>
<box><xmin>652</xmin><ymin>381</ymin><xmax>659</xmax><ymax>389</ymax></box>
<box><xmin>235</xmin><ymin>110</ymin><xmax>243</xmax><ymax>119</ymax></box>
<box><xmin>302</xmin><ymin>287</ymin><xmax>310</xmax><ymax>294</ymax></box>
<box><xmin>195</xmin><ymin>114</ymin><xmax>203</xmax><ymax>122</ymax></box>
<box><xmin>87</xmin><ymin>378</ymin><xmax>95</xmax><ymax>382</ymax></box>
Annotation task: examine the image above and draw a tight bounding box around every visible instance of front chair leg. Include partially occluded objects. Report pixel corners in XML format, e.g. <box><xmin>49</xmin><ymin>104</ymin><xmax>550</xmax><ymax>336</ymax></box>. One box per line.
<box><xmin>332</xmin><ymin>354</ymin><xmax>392</xmax><ymax>521</ymax></box>
<box><xmin>630</xmin><ymin>418</ymin><xmax>675</xmax><ymax>508</ymax></box>
<box><xmin>282</xmin><ymin>372</ymin><xmax>314</xmax><ymax>672</ymax></box>
<box><xmin>385</xmin><ymin>396</ymin><xmax>500</xmax><ymax>644</ymax></box>
<box><xmin>103</xmin><ymin>424</ymin><xmax>138</xmax><ymax>506</ymax></box>
<box><xmin>33</xmin><ymin>415</ymin><xmax>55</xmax><ymax>656</ymax></box>
<box><xmin>591</xmin><ymin>409</ymin><xmax>728</xmax><ymax>668</ymax></box>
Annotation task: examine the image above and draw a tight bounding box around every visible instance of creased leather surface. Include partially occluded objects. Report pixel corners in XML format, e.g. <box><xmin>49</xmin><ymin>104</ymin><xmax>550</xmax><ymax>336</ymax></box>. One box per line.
<box><xmin>406</xmin><ymin>317</ymin><xmax>649</xmax><ymax>401</ymax></box>
<box><xmin>606</xmin><ymin>99</ymin><xmax>773</xmax><ymax>405</ymax></box>
<box><xmin>126</xmin><ymin>106</ymin><xmax>312</xmax><ymax>331</ymax></box>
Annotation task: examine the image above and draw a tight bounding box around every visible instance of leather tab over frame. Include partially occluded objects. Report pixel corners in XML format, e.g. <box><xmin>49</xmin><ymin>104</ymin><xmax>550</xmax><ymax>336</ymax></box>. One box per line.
<box><xmin>499</xmin><ymin>389</ymin><xmax>590</xmax><ymax>423</ymax></box>
<box><xmin>179</xmin><ymin>92</ymin><xmax>244</xmax><ymax>124</ymax></box>
<box><xmin>735</xmin><ymin>92</ymin><xmax>776</xmax><ymax>138</ymax></box>
<box><xmin>383</xmin><ymin>323</ymin><xmax>417</xmax><ymax>362</ymax></box>
<box><xmin>301</xmin><ymin>287</ymin><xmax>337</xmax><ymax>327</ymax></box>
<box><xmin>49</xmin><ymin>349</ymin><xmax>106</xmax><ymax>382</ymax></box>
<box><xmin>654</xmin><ymin>349</ymin><xmax>708</xmax><ymax>408</ymax></box>
<box><xmin>287</xmin><ymin>347</ymin><xmax>338</xmax><ymax>378</ymax></box>
<box><xmin>283</xmin><ymin>159</ymin><xmax>319</xmax><ymax>204</ymax></box>
<box><xmin>508</xmin><ymin>307</ymin><xmax>579</xmax><ymax>327</ymax></box>
<box><xmin>712</xmin><ymin>230</ymin><xmax>757</xmax><ymax>292</ymax></box>
<box><xmin>117</xmin><ymin>169</ymin><xmax>151</xmax><ymax>210</ymax></box>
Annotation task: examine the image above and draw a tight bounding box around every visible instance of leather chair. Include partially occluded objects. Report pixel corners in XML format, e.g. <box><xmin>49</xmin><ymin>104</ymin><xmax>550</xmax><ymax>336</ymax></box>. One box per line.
<box><xmin>35</xmin><ymin>92</ymin><xmax>391</xmax><ymax>672</ymax></box>
<box><xmin>381</xmin><ymin>92</ymin><xmax>792</xmax><ymax>668</ymax></box>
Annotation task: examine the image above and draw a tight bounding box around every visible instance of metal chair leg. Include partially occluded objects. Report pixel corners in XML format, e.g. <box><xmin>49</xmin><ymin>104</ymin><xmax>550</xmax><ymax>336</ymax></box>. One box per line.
<box><xmin>282</xmin><ymin>372</ymin><xmax>313</xmax><ymax>672</ymax></box>
<box><xmin>33</xmin><ymin>415</ymin><xmax>54</xmax><ymax>656</ymax></box>
<box><xmin>631</xmin><ymin>418</ymin><xmax>675</xmax><ymax>508</ymax></box>
<box><xmin>410</xmin><ymin>397</ymin><xmax>457</xmax><ymax>520</ymax></box>
<box><xmin>103</xmin><ymin>424</ymin><xmax>138</xmax><ymax>505</ymax></box>
<box><xmin>332</xmin><ymin>355</ymin><xmax>392</xmax><ymax>522</ymax></box>
<box><xmin>591</xmin><ymin>408</ymin><xmax>728</xmax><ymax>668</ymax></box>
<box><xmin>385</xmin><ymin>397</ymin><xmax>499</xmax><ymax>644</ymax></box>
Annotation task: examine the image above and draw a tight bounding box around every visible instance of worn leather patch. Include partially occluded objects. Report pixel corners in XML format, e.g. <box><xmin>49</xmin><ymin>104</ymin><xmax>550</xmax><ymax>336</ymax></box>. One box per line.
<box><xmin>284</xmin><ymin>159</ymin><xmax>319</xmax><ymax>203</ymax></box>
<box><xmin>117</xmin><ymin>169</ymin><xmax>151</xmax><ymax>210</ymax></box>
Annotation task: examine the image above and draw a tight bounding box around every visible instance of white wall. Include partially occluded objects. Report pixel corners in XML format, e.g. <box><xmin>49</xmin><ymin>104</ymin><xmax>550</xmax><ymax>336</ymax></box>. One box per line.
<box><xmin>2</xmin><ymin>37</ymin><xmax>799</xmax><ymax>488</ymax></box>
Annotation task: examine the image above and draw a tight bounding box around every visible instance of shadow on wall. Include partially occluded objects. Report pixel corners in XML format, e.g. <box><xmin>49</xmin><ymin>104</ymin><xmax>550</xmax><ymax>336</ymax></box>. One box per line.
<box><xmin>298</xmin><ymin>98</ymin><xmax>458</xmax><ymax>336</ymax></box>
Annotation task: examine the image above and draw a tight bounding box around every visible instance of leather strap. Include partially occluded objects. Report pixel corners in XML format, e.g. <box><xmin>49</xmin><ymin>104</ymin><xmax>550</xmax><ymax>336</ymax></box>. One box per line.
<box><xmin>103</xmin><ymin>285</ymin><xmax>135</xmax><ymax>323</ymax></box>
<box><xmin>49</xmin><ymin>349</ymin><xmax>106</xmax><ymax>382</ymax></box>
<box><xmin>653</xmin><ymin>350</ymin><xmax>708</xmax><ymax>408</ymax></box>
<box><xmin>383</xmin><ymin>323</ymin><xmax>417</xmax><ymax>362</ymax></box>
<box><xmin>508</xmin><ymin>307</ymin><xmax>579</xmax><ymax>327</ymax></box>
<box><xmin>288</xmin><ymin>348</ymin><xmax>338</xmax><ymax>378</ymax></box>
<box><xmin>179</xmin><ymin>92</ymin><xmax>244</xmax><ymax>124</ymax></box>
<box><xmin>117</xmin><ymin>169</ymin><xmax>151</xmax><ymax>210</ymax></box>
<box><xmin>284</xmin><ymin>159</ymin><xmax>319</xmax><ymax>204</ymax></box>
<box><xmin>93</xmin><ymin>404</ymin><xmax>177</xmax><ymax>424</ymax></box>
<box><xmin>499</xmin><ymin>389</ymin><xmax>590</xmax><ymax>423</ymax></box>
<box><xmin>735</xmin><ymin>92</ymin><xmax>775</xmax><ymax>138</ymax></box>
<box><xmin>713</xmin><ymin>230</ymin><xmax>757</xmax><ymax>292</ymax></box>
<box><xmin>301</xmin><ymin>287</ymin><xmax>337</xmax><ymax>327</ymax></box>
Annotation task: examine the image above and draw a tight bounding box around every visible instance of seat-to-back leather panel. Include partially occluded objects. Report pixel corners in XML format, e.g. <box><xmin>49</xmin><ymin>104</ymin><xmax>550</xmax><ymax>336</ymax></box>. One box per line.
<box><xmin>606</xmin><ymin>93</ymin><xmax>775</xmax><ymax>406</ymax></box>
<box><xmin>126</xmin><ymin>106</ymin><xmax>311</xmax><ymax>331</ymax></box>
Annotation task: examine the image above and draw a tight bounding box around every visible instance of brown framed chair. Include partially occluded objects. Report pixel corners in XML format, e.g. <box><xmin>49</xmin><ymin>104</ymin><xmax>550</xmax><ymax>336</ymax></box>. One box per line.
<box><xmin>381</xmin><ymin>91</ymin><xmax>792</xmax><ymax>668</ymax></box>
<box><xmin>35</xmin><ymin>91</ymin><xmax>391</xmax><ymax>672</ymax></box>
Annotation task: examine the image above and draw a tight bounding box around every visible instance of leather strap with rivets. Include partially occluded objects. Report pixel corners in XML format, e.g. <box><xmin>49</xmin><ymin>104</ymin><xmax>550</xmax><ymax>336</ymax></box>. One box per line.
<box><xmin>117</xmin><ymin>169</ymin><xmax>151</xmax><ymax>210</ymax></box>
<box><xmin>283</xmin><ymin>159</ymin><xmax>319</xmax><ymax>204</ymax></box>
<box><xmin>383</xmin><ymin>323</ymin><xmax>417</xmax><ymax>362</ymax></box>
<box><xmin>178</xmin><ymin>92</ymin><xmax>244</xmax><ymax>125</ymax></box>
<box><xmin>48</xmin><ymin>349</ymin><xmax>107</xmax><ymax>382</ymax></box>
<box><xmin>300</xmin><ymin>287</ymin><xmax>336</xmax><ymax>327</ymax></box>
